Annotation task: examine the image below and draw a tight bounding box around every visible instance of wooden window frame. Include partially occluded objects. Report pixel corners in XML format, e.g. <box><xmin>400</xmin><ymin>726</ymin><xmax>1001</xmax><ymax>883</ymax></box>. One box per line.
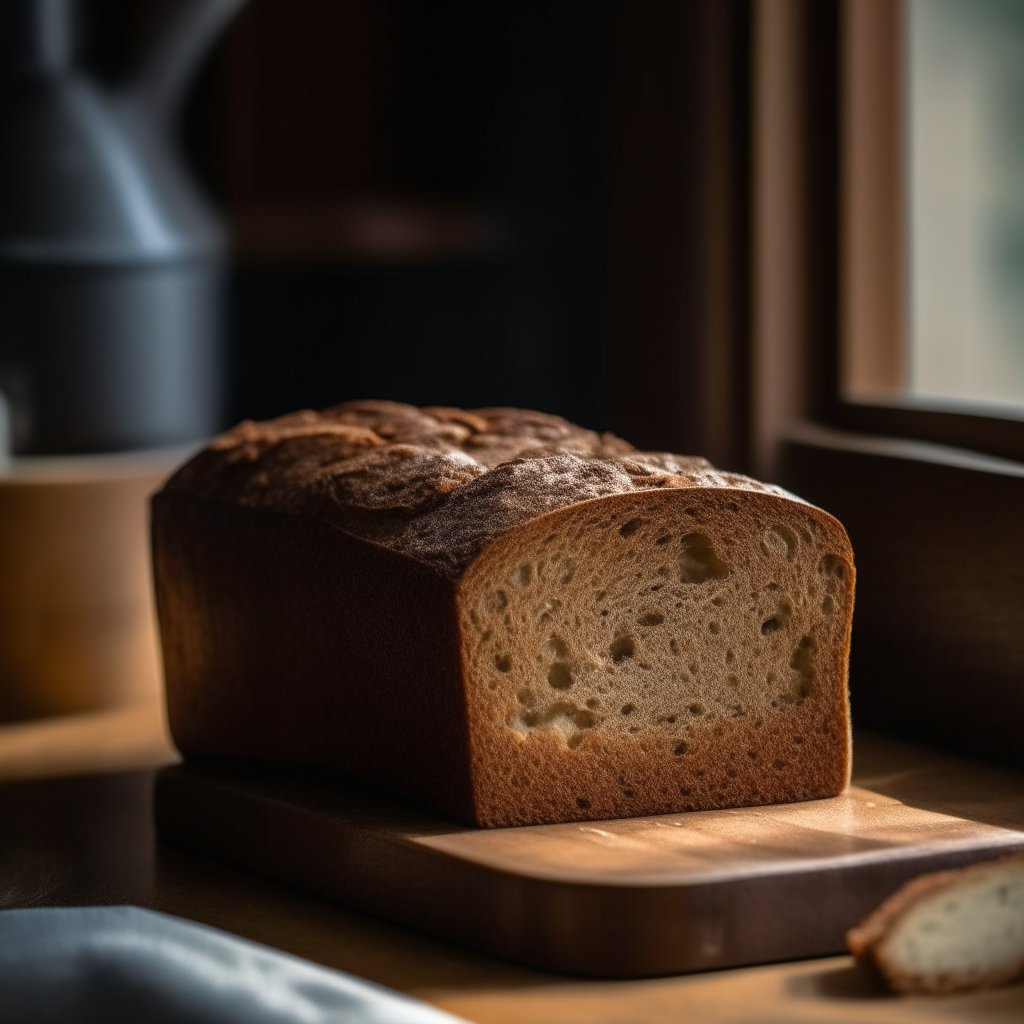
<box><xmin>753</xmin><ymin>0</ymin><xmax>1024</xmax><ymax>472</ymax></box>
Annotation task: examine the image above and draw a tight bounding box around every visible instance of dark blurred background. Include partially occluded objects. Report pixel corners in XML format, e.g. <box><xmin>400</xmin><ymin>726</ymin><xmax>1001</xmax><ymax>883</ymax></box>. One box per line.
<box><xmin>79</xmin><ymin>0</ymin><xmax>752</xmax><ymax>468</ymax></box>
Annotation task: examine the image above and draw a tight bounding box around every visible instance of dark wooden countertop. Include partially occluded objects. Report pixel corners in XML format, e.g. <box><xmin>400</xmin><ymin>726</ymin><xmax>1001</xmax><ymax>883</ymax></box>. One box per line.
<box><xmin>1</xmin><ymin>704</ymin><xmax>1022</xmax><ymax>1023</ymax></box>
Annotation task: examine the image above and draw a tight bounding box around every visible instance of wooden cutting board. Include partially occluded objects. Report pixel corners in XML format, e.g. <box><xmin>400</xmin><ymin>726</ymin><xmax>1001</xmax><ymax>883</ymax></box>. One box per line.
<box><xmin>155</xmin><ymin>732</ymin><xmax>1024</xmax><ymax>978</ymax></box>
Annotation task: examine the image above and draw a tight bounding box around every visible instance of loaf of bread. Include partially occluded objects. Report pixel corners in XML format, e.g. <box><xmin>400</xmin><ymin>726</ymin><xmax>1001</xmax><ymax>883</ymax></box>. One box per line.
<box><xmin>152</xmin><ymin>401</ymin><xmax>854</xmax><ymax>827</ymax></box>
<box><xmin>847</xmin><ymin>854</ymin><xmax>1024</xmax><ymax>995</ymax></box>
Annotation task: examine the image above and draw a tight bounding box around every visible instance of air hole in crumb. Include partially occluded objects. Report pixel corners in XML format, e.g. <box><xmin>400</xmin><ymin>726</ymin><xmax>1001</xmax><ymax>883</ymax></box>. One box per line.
<box><xmin>495</xmin><ymin>654</ymin><xmax>512</xmax><ymax>672</ymax></box>
<box><xmin>586</xmin><ymin>698</ymin><xmax>600</xmax><ymax>709</ymax></box>
<box><xmin>619</xmin><ymin>518</ymin><xmax>644</xmax><ymax>537</ymax></box>
<box><xmin>621</xmin><ymin>703</ymin><xmax>636</xmax><ymax>715</ymax></box>
<box><xmin>789</xmin><ymin>635</ymin><xmax>817</xmax><ymax>700</ymax></box>
<box><xmin>655</xmin><ymin>535</ymin><xmax>671</xmax><ymax>546</ymax></box>
<box><xmin>762</xmin><ymin>524</ymin><xmax>798</xmax><ymax>560</ymax></box>
<box><xmin>761</xmin><ymin>598</ymin><xmax>793</xmax><ymax>636</ymax></box>
<box><xmin>726</xmin><ymin>501</ymin><xmax>740</xmax><ymax>512</ymax></box>
<box><xmin>547</xmin><ymin>663</ymin><xmax>573</xmax><ymax>690</ymax></box>
<box><xmin>601</xmin><ymin>610</ymin><xmax>608</xmax><ymax>617</ymax></box>
<box><xmin>818</xmin><ymin>554</ymin><xmax>846</xmax><ymax>579</ymax></box>
<box><xmin>709</xmin><ymin>622</ymin><xmax>720</xmax><ymax>635</ymax></box>
<box><xmin>517</xmin><ymin>689</ymin><xmax>534</xmax><ymax>706</ymax></box>
<box><xmin>666</xmin><ymin>715</ymin><xmax>677</xmax><ymax>724</ymax></box>
<box><xmin>670</xmin><ymin>640</ymin><xmax>680</xmax><ymax>655</ymax></box>
<box><xmin>640</xmin><ymin>613</ymin><xmax>664</xmax><ymax>626</ymax></box>
<box><xmin>727</xmin><ymin>675</ymin><xmax>738</xmax><ymax>688</ymax></box>
<box><xmin>674</xmin><ymin>742</ymin><xmax>688</xmax><ymax>755</ymax></box>
<box><xmin>623</xmin><ymin>789</ymin><xmax>635</xmax><ymax>798</ymax></box>
<box><xmin>518</xmin><ymin>564</ymin><xmax>533</xmax><ymax>586</ymax></box>
<box><xmin>822</xmin><ymin>595</ymin><xmax>835</xmax><ymax>615</ymax></box>
<box><xmin>711</xmin><ymin>597</ymin><xmax>723</xmax><ymax>607</ymax></box>
<box><xmin>773</xmin><ymin>760</ymin><xmax>786</xmax><ymax>770</ymax></box>
<box><xmin>595</xmin><ymin>590</ymin><xmax>606</xmax><ymax>602</ymax></box>
<box><xmin>688</xmin><ymin>703</ymin><xmax>705</xmax><ymax>716</ymax></box>
<box><xmin>494</xmin><ymin>590</ymin><xmax>508</xmax><ymax>611</ymax></box>
<box><xmin>793</xmin><ymin>735</ymin><xmax>804</xmax><ymax>744</ymax></box>
<box><xmin>748</xmin><ymin>751</ymin><xmax>758</xmax><ymax>759</ymax></box>
<box><xmin>576</xmin><ymin>798</ymin><xmax>590</xmax><ymax>809</ymax></box>
<box><xmin>610</xmin><ymin>635</ymin><xmax>635</xmax><ymax>662</ymax></box>
<box><xmin>543</xmin><ymin>635</ymin><xmax>569</xmax><ymax>659</ymax></box>
<box><xmin>725</xmin><ymin>649</ymin><xmax>735</xmax><ymax>665</ymax></box>
<box><xmin>679</xmin><ymin>533</ymin><xmax>731</xmax><ymax>584</ymax></box>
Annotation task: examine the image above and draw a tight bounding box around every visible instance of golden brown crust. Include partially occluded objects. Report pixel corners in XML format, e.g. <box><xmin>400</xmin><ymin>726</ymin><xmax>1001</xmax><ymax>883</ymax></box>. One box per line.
<box><xmin>846</xmin><ymin>854</ymin><xmax>1024</xmax><ymax>995</ymax></box>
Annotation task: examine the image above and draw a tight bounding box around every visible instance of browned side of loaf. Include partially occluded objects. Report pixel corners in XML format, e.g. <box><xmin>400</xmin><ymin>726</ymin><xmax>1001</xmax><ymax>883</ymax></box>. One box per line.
<box><xmin>846</xmin><ymin>854</ymin><xmax>1024</xmax><ymax>995</ymax></box>
<box><xmin>152</xmin><ymin>491</ymin><xmax>476</xmax><ymax>821</ymax></box>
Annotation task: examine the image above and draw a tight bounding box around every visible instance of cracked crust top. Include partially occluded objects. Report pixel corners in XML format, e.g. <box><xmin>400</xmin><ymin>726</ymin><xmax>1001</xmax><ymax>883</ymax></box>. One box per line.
<box><xmin>164</xmin><ymin>401</ymin><xmax>796</xmax><ymax>578</ymax></box>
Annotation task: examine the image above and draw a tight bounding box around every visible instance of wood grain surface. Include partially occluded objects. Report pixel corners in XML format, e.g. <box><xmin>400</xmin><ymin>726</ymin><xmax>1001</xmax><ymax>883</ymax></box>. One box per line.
<box><xmin>2</xmin><ymin>729</ymin><xmax>1023</xmax><ymax>1022</ymax></box>
<box><xmin>154</xmin><ymin>731</ymin><xmax>1024</xmax><ymax>978</ymax></box>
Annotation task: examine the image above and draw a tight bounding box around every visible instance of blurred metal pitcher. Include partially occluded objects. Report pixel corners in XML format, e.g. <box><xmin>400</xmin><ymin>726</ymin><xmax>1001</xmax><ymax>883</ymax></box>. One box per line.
<box><xmin>0</xmin><ymin>0</ymin><xmax>246</xmax><ymax>455</ymax></box>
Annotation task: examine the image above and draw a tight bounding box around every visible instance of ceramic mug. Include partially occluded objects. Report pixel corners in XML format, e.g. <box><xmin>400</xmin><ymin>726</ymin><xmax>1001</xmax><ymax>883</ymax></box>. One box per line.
<box><xmin>0</xmin><ymin>450</ymin><xmax>186</xmax><ymax>722</ymax></box>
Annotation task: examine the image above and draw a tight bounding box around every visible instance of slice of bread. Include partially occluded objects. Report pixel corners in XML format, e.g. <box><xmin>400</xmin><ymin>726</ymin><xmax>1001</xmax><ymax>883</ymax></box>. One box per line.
<box><xmin>153</xmin><ymin>401</ymin><xmax>854</xmax><ymax>826</ymax></box>
<box><xmin>847</xmin><ymin>855</ymin><xmax>1024</xmax><ymax>995</ymax></box>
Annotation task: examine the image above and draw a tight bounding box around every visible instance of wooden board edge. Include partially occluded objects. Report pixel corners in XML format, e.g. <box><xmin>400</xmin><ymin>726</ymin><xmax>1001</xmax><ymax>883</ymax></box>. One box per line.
<box><xmin>153</xmin><ymin>766</ymin><xmax>1024</xmax><ymax>978</ymax></box>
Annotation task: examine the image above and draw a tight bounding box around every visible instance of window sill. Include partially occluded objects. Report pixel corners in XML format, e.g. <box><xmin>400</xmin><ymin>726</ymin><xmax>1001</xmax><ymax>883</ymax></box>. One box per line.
<box><xmin>778</xmin><ymin>419</ymin><xmax>1024</xmax><ymax>767</ymax></box>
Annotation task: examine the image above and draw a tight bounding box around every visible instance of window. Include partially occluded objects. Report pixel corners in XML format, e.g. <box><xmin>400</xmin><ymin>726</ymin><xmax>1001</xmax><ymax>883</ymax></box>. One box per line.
<box><xmin>904</xmin><ymin>0</ymin><xmax>1024</xmax><ymax>410</ymax></box>
<box><xmin>837</xmin><ymin>0</ymin><xmax>1024</xmax><ymax>460</ymax></box>
<box><xmin>845</xmin><ymin>0</ymin><xmax>1024</xmax><ymax>412</ymax></box>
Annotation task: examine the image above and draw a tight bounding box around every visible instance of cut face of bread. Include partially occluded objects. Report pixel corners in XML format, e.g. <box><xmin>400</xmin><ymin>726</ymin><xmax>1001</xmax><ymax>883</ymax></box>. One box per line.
<box><xmin>847</xmin><ymin>855</ymin><xmax>1024</xmax><ymax>995</ymax></box>
<box><xmin>459</xmin><ymin>487</ymin><xmax>853</xmax><ymax>826</ymax></box>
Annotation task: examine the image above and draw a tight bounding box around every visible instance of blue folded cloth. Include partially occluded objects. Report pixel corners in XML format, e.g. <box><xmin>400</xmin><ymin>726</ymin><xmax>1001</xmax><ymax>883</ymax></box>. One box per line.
<box><xmin>0</xmin><ymin>906</ymin><xmax>467</xmax><ymax>1023</ymax></box>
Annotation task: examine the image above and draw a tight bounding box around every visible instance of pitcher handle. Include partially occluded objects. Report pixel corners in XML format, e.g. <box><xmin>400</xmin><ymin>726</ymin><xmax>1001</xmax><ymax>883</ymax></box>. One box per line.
<box><xmin>129</xmin><ymin>0</ymin><xmax>248</xmax><ymax>126</ymax></box>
